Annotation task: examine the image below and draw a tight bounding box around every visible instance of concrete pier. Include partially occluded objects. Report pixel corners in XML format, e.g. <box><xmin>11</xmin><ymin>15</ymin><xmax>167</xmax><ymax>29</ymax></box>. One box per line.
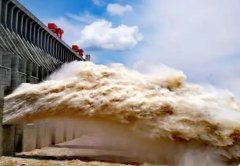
<box><xmin>14</xmin><ymin>125</ymin><xmax>23</xmax><ymax>153</ymax></box>
<box><xmin>0</xmin><ymin>86</ymin><xmax>4</xmax><ymax>156</ymax></box>
<box><xmin>2</xmin><ymin>125</ymin><xmax>15</xmax><ymax>156</ymax></box>
<box><xmin>22</xmin><ymin>124</ymin><xmax>37</xmax><ymax>152</ymax></box>
<box><xmin>53</xmin><ymin>121</ymin><xmax>65</xmax><ymax>144</ymax></box>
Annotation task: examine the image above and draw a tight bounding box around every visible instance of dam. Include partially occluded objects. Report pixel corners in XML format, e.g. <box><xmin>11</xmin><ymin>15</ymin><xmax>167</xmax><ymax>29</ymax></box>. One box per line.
<box><xmin>0</xmin><ymin>0</ymin><xmax>88</xmax><ymax>156</ymax></box>
<box><xmin>1</xmin><ymin>1</ymin><xmax>240</xmax><ymax>166</ymax></box>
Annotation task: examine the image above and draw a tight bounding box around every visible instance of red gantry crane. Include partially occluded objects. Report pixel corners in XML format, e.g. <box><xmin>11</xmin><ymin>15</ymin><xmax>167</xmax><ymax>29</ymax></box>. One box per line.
<box><xmin>47</xmin><ymin>23</ymin><xmax>90</xmax><ymax>61</ymax></box>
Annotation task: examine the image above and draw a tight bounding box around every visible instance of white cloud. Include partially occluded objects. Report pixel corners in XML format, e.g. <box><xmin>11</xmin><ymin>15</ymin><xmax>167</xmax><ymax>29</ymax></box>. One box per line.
<box><xmin>92</xmin><ymin>0</ymin><xmax>103</xmax><ymax>6</ymax></box>
<box><xmin>66</xmin><ymin>13</ymin><xmax>98</xmax><ymax>24</ymax></box>
<box><xmin>132</xmin><ymin>0</ymin><xmax>240</xmax><ymax>66</ymax></box>
<box><xmin>77</xmin><ymin>20</ymin><xmax>143</xmax><ymax>51</ymax></box>
<box><xmin>107</xmin><ymin>3</ymin><xmax>133</xmax><ymax>16</ymax></box>
<box><xmin>127</xmin><ymin>0</ymin><xmax>240</xmax><ymax>95</ymax></box>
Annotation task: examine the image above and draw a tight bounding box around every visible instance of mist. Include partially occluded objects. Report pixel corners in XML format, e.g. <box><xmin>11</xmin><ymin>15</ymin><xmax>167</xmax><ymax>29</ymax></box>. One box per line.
<box><xmin>3</xmin><ymin>61</ymin><xmax>240</xmax><ymax>165</ymax></box>
<box><xmin>127</xmin><ymin>0</ymin><xmax>240</xmax><ymax>96</ymax></box>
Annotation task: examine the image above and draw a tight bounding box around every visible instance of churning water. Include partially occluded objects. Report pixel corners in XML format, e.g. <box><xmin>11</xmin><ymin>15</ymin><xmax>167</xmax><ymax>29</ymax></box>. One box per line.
<box><xmin>4</xmin><ymin>61</ymin><xmax>240</xmax><ymax>166</ymax></box>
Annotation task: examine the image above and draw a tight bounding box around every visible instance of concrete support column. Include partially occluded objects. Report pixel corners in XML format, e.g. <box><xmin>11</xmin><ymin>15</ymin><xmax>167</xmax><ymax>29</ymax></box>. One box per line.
<box><xmin>26</xmin><ymin>62</ymin><xmax>33</xmax><ymax>83</ymax></box>
<box><xmin>11</xmin><ymin>55</ymin><xmax>19</xmax><ymax>88</ymax></box>
<box><xmin>0</xmin><ymin>53</ymin><xmax>2</xmax><ymax>65</ymax></box>
<box><xmin>32</xmin><ymin>64</ymin><xmax>39</xmax><ymax>78</ymax></box>
<box><xmin>36</xmin><ymin>66</ymin><xmax>39</xmax><ymax>79</ymax></box>
<box><xmin>38</xmin><ymin>66</ymin><xmax>43</xmax><ymax>82</ymax></box>
<box><xmin>0</xmin><ymin>86</ymin><xmax>4</xmax><ymax>156</ymax></box>
<box><xmin>36</xmin><ymin>122</ymin><xmax>46</xmax><ymax>148</ymax></box>
<box><xmin>46</xmin><ymin>121</ymin><xmax>54</xmax><ymax>147</ymax></box>
<box><xmin>11</xmin><ymin>56</ymin><xmax>27</xmax><ymax>88</ymax></box>
<box><xmin>0</xmin><ymin>52</ymin><xmax>12</xmax><ymax>88</ymax></box>
<box><xmin>2</xmin><ymin>53</ymin><xmax>11</xmax><ymax>69</ymax></box>
<box><xmin>40</xmin><ymin>67</ymin><xmax>47</xmax><ymax>81</ymax></box>
<box><xmin>14</xmin><ymin>125</ymin><xmax>23</xmax><ymax>153</ymax></box>
<box><xmin>65</xmin><ymin>121</ymin><xmax>74</xmax><ymax>141</ymax></box>
<box><xmin>31</xmin><ymin>64</ymin><xmax>39</xmax><ymax>83</ymax></box>
<box><xmin>36</xmin><ymin>121</ymin><xmax>53</xmax><ymax>149</ymax></box>
<box><xmin>47</xmin><ymin>70</ymin><xmax>51</xmax><ymax>77</ymax></box>
<box><xmin>22</xmin><ymin>124</ymin><xmax>37</xmax><ymax>152</ymax></box>
<box><xmin>18</xmin><ymin>58</ymin><xmax>27</xmax><ymax>74</ymax></box>
<box><xmin>41</xmin><ymin>68</ymin><xmax>48</xmax><ymax>79</ymax></box>
<box><xmin>53</xmin><ymin>121</ymin><xmax>65</xmax><ymax>144</ymax></box>
<box><xmin>2</xmin><ymin>125</ymin><xmax>15</xmax><ymax>156</ymax></box>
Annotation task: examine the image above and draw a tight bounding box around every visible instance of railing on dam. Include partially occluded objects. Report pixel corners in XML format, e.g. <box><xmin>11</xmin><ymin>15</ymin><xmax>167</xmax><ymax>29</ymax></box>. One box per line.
<box><xmin>0</xmin><ymin>0</ymin><xmax>83</xmax><ymax>71</ymax></box>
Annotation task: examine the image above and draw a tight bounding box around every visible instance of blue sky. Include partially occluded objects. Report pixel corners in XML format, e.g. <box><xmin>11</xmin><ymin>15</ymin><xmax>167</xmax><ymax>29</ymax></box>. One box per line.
<box><xmin>19</xmin><ymin>0</ymin><xmax>240</xmax><ymax>96</ymax></box>
<box><xmin>20</xmin><ymin>0</ymin><xmax>141</xmax><ymax>64</ymax></box>
<box><xmin>20</xmin><ymin>0</ymin><xmax>109</xmax><ymax>18</ymax></box>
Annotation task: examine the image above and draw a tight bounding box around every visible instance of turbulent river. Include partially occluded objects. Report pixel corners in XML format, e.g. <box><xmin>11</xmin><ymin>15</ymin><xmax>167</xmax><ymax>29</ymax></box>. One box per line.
<box><xmin>3</xmin><ymin>61</ymin><xmax>240</xmax><ymax>166</ymax></box>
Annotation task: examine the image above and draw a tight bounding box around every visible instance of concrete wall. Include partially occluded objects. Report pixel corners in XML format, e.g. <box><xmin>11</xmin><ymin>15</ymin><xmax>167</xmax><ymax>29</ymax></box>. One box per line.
<box><xmin>0</xmin><ymin>51</ymin><xmax>46</xmax><ymax>87</ymax></box>
<box><xmin>1</xmin><ymin>119</ymin><xmax>81</xmax><ymax>155</ymax></box>
<box><xmin>19</xmin><ymin>119</ymin><xmax>80</xmax><ymax>152</ymax></box>
<box><xmin>0</xmin><ymin>52</ymin><xmax>52</xmax><ymax>156</ymax></box>
<box><xmin>0</xmin><ymin>0</ymin><xmax>83</xmax><ymax>70</ymax></box>
<box><xmin>0</xmin><ymin>0</ymin><xmax>84</xmax><ymax>157</ymax></box>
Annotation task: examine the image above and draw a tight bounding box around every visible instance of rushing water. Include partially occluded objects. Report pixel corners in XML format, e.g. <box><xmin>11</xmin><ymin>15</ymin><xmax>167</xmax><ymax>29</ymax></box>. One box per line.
<box><xmin>4</xmin><ymin>61</ymin><xmax>240</xmax><ymax>166</ymax></box>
